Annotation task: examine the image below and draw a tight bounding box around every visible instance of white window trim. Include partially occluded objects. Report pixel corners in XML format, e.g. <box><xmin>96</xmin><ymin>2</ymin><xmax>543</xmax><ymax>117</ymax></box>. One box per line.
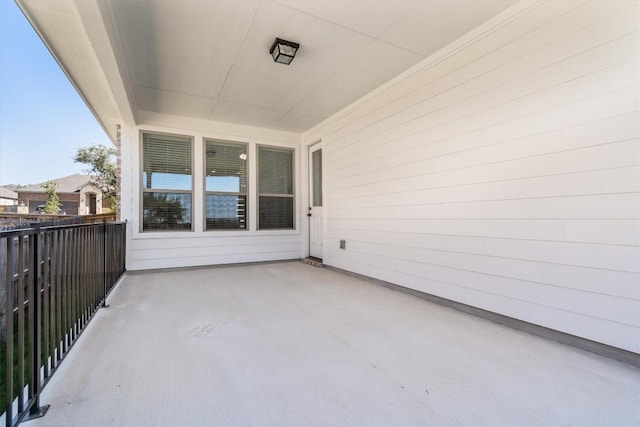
<box><xmin>139</xmin><ymin>130</ymin><xmax>195</xmax><ymax>233</ymax></box>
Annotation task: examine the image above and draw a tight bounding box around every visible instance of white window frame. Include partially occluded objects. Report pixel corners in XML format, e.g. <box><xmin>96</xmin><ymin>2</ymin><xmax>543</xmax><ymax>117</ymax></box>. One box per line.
<box><xmin>203</xmin><ymin>139</ymin><xmax>249</xmax><ymax>231</ymax></box>
<box><xmin>139</xmin><ymin>131</ymin><xmax>194</xmax><ymax>232</ymax></box>
<box><xmin>257</xmin><ymin>145</ymin><xmax>295</xmax><ymax>230</ymax></box>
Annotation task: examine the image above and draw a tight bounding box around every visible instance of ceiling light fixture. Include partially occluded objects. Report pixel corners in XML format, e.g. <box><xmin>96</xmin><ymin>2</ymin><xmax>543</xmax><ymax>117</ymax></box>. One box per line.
<box><xmin>270</xmin><ymin>38</ymin><xmax>299</xmax><ymax>65</ymax></box>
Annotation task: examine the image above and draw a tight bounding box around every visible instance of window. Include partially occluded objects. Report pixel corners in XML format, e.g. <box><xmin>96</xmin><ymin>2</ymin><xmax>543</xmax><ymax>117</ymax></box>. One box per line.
<box><xmin>141</xmin><ymin>132</ymin><xmax>193</xmax><ymax>231</ymax></box>
<box><xmin>204</xmin><ymin>140</ymin><xmax>248</xmax><ymax>230</ymax></box>
<box><xmin>258</xmin><ymin>146</ymin><xmax>294</xmax><ymax>229</ymax></box>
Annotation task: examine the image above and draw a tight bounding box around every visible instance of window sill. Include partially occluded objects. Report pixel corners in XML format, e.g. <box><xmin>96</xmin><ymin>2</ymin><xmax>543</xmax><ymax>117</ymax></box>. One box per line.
<box><xmin>132</xmin><ymin>228</ymin><xmax>300</xmax><ymax>239</ymax></box>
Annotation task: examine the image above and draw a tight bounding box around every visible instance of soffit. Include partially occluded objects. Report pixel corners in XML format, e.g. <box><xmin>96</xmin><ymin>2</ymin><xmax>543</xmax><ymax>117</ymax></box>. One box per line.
<box><xmin>106</xmin><ymin>0</ymin><xmax>517</xmax><ymax>132</ymax></box>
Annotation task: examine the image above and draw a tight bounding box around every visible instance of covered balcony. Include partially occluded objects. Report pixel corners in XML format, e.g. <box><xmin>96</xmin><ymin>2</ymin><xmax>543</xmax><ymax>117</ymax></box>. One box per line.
<box><xmin>4</xmin><ymin>0</ymin><xmax>640</xmax><ymax>425</ymax></box>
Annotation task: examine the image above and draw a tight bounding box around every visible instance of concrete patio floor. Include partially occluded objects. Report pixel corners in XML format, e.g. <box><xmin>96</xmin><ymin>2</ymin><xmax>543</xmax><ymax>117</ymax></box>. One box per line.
<box><xmin>26</xmin><ymin>261</ymin><xmax>640</xmax><ymax>427</ymax></box>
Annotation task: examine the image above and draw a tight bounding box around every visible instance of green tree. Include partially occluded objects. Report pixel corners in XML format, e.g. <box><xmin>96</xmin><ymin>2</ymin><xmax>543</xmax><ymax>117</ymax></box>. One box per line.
<box><xmin>74</xmin><ymin>145</ymin><xmax>117</xmax><ymax>211</ymax></box>
<box><xmin>42</xmin><ymin>181</ymin><xmax>61</xmax><ymax>214</ymax></box>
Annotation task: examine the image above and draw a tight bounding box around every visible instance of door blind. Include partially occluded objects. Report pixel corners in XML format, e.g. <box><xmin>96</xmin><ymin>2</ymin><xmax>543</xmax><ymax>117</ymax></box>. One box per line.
<box><xmin>312</xmin><ymin>149</ymin><xmax>322</xmax><ymax>207</ymax></box>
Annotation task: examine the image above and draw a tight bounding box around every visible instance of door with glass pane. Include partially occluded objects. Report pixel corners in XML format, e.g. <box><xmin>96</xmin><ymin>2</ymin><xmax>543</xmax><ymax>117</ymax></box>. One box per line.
<box><xmin>309</xmin><ymin>143</ymin><xmax>323</xmax><ymax>259</ymax></box>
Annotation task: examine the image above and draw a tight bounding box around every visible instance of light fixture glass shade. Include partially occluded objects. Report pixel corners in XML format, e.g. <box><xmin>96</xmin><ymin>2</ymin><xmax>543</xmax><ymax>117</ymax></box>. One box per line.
<box><xmin>270</xmin><ymin>38</ymin><xmax>299</xmax><ymax>65</ymax></box>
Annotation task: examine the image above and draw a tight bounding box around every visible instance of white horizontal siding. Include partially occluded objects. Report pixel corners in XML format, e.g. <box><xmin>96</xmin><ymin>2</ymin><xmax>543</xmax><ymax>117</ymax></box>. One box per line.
<box><xmin>325</xmin><ymin>245</ymin><xmax>638</xmax><ymax>326</ymax></box>
<box><xmin>325</xmin><ymin>250</ymin><xmax>639</xmax><ymax>353</ymax></box>
<box><xmin>329</xmin><ymin>218</ymin><xmax>640</xmax><ymax>246</ymax></box>
<box><xmin>331</xmin><ymin>112</ymin><xmax>639</xmax><ymax>181</ymax></box>
<box><xmin>305</xmin><ymin>0</ymin><xmax>640</xmax><ymax>352</ymax></box>
<box><xmin>129</xmin><ymin>235</ymin><xmax>302</xmax><ymax>270</ymax></box>
<box><xmin>325</xmin><ymin>232</ymin><xmax>639</xmax><ymax>299</ymax></box>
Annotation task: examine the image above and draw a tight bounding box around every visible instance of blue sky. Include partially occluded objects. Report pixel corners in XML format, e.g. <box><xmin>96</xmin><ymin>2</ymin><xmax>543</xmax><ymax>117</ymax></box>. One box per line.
<box><xmin>0</xmin><ymin>1</ymin><xmax>112</xmax><ymax>186</ymax></box>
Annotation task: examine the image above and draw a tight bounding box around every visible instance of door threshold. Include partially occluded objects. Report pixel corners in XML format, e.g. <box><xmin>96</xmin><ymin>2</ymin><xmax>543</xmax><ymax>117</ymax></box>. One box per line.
<box><xmin>302</xmin><ymin>257</ymin><xmax>324</xmax><ymax>268</ymax></box>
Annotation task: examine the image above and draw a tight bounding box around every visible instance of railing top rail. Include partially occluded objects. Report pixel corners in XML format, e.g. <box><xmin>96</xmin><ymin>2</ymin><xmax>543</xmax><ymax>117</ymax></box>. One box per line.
<box><xmin>0</xmin><ymin>221</ymin><xmax>126</xmax><ymax>238</ymax></box>
<box><xmin>39</xmin><ymin>221</ymin><xmax>126</xmax><ymax>232</ymax></box>
<box><xmin>0</xmin><ymin>227</ymin><xmax>38</xmax><ymax>238</ymax></box>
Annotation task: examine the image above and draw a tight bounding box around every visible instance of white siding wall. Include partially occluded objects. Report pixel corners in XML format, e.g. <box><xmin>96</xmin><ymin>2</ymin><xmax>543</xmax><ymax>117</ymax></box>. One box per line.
<box><xmin>304</xmin><ymin>0</ymin><xmax>640</xmax><ymax>353</ymax></box>
<box><xmin>121</xmin><ymin>112</ymin><xmax>305</xmax><ymax>270</ymax></box>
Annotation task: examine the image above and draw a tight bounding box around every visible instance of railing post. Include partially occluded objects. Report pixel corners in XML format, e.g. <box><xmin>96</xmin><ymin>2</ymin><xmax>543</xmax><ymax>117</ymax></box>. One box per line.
<box><xmin>101</xmin><ymin>221</ymin><xmax>108</xmax><ymax>308</ymax></box>
<box><xmin>4</xmin><ymin>237</ymin><xmax>14</xmax><ymax>427</ymax></box>
<box><xmin>24</xmin><ymin>225</ymin><xmax>49</xmax><ymax>421</ymax></box>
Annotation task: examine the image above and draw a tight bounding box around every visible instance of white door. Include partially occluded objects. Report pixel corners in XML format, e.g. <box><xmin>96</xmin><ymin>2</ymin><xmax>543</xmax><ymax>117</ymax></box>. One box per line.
<box><xmin>309</xmin><ymin>143</ymin><xmax>323</xmax><ymax>259</ymax></box>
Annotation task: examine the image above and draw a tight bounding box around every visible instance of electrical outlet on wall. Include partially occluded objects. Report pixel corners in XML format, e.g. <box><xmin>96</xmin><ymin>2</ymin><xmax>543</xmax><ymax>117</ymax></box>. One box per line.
<box><xmin>340</xmin><ymin>240</ymin><xmax>346</xmax><ymax>249</ymax></box>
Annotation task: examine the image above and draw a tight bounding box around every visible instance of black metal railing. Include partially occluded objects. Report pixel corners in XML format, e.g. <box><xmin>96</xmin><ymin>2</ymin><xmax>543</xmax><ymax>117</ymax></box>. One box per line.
<box><xmin>0</xmin><ymin>221</ymin><xmax>126</xmax><ymax>426</ymax></box>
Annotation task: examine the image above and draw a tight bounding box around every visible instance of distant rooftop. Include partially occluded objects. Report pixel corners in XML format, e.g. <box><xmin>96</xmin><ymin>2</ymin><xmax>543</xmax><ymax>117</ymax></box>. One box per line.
<box><xmin>0</xmin><ymin>186</ymin><xmax>18</xmax><ymax>199</ymax></box>
<box><xmin>18</xmin><ymin>174</ymin><xmax>93</xmax><ymax>194</ymax></box>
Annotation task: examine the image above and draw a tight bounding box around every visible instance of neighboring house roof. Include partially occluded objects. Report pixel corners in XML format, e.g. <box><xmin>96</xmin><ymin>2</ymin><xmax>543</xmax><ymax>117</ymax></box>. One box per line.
<box><xmin>18</xmin><ymin>174</ymin><xmax>96</xmax><ymax>194</ymax></box>
<box><xmin>0</xmin><ymin>186</ymin><xmax>18</xmax><ymax>199</ymax></box>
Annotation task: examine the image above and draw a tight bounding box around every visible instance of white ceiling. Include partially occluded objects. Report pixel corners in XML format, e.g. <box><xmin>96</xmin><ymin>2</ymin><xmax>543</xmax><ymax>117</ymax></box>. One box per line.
<box><xmin>103</xmin><ymin>0</ymin><xmax>518</xmax><ymax>132</ymax></box>
<box><xmin>23</xmin><ymin>0</ymin><xmax>517</xmax><ymax>134</ymax></box>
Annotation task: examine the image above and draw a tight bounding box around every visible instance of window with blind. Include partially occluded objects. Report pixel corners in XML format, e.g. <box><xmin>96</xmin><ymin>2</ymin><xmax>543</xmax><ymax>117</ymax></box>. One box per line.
<box><xmin>258</xmin><ymin>146</ymin><xmax>294</xmax><ymax>229</ymax></box>
<box><xmin>141</xmin><ymin>132</ymin><xmax>193</xmax><ymax>231</ymax></box>
<box><xmin>205</xmin><ymin>140</ymin><xmax>248</xmax><ymax>230</ymax></box>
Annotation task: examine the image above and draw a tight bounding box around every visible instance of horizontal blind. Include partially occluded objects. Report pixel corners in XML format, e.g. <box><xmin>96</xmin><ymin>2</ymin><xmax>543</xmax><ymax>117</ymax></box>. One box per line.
<box><xmin>205</xmin><ymin>141</ymin><xmax>247</xmax><ymax>193</ymax></box>
<box><xmin>143</xmin><ymin>133</ymin><xmax>192</xmax><ymax>190</ymax></box>
<box><xmin>205</xmin><ymin>195</ymin><xmax>246</xmax><ymax>229</ymax></box>
<box><xmin>259</xmin><ymin>197</ymin><xmax>293</xmax><ymax>229</ymax></box>
<box><xmin>258</xmin><ymin>146</ymin><xmax>294</xmax><ymax>229</ymax></box>
<box><xmin>205</xmin><ymin>140</ymin><xmax>247</xmax><ymax>230</ymax></box>
<box><xmin>258</xmin><ymin>146</ymin><xmax>293</xmax><ymax>195</ymax></box>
